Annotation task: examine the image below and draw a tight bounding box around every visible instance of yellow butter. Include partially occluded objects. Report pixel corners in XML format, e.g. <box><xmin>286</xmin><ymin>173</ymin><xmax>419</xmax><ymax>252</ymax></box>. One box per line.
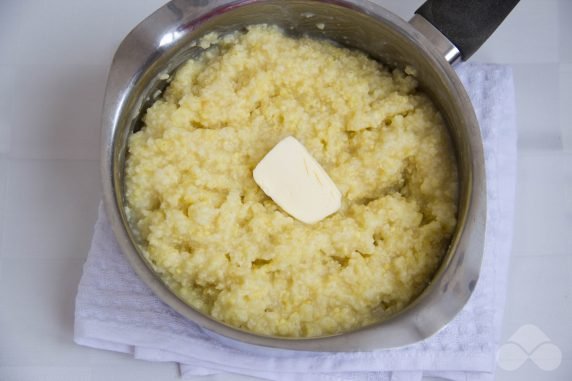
<box><xmin>253</xmin><ymin>136</ymin><xmax>341</xmax><ymax>224</ymax></box>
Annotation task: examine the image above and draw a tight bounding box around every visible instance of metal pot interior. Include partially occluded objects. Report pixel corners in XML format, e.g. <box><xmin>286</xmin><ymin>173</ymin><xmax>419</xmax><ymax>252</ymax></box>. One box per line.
<box><xmin>106</xmin><ymin>0</ymin><xmax>485</xmax><ymax>350</ymax></box>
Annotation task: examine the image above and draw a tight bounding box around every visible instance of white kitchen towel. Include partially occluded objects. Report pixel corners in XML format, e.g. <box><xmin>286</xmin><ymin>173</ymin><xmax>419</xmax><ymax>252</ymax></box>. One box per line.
<box><xmin>74</xmin><ymin>62</ymin><xmax>517</xmax><ymax>381</ymax></box>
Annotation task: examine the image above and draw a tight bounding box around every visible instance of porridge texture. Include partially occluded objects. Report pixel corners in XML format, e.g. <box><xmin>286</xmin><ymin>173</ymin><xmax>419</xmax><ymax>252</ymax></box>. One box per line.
<box><xmin>125</xmin><ymin>25</ymin><xmax>458</xmax><ymax>337</ymax></box>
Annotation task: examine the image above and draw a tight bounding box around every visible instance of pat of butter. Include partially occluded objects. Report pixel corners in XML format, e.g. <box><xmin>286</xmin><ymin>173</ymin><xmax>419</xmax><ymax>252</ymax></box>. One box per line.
<box><xmin>253</xmin><ymin>136</ymin><xmax>342</xmax><ymax>224</ymax></box>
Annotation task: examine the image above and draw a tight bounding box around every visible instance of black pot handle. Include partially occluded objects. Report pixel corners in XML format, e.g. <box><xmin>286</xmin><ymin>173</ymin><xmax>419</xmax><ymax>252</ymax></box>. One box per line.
<box><xmin>415</xmin><ymin>0</ymin><xmax>520</xmax><ymax>60</ymax></box>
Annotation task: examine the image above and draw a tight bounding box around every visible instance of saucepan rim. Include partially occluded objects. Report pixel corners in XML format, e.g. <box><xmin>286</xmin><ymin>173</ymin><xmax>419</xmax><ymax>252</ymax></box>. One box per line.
<box><xmin>101</xmin><ymin>0</ymin><xmax>486</xmax><ymax>351</ymax></box>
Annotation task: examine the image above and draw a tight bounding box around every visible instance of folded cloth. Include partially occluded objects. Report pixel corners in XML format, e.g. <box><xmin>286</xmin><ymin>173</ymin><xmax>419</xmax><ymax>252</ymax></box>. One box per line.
<box><xmin>75</xmin><ymin>62</ymin><xmax>517</xmax><ymax>381</ymax></box>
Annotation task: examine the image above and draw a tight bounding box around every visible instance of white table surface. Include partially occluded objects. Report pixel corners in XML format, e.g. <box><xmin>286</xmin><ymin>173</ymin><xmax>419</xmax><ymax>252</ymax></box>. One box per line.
<box><xmin>0</xmin><ymin>1</ymin><xmax>570</xmax><ymax>380</ymax></box>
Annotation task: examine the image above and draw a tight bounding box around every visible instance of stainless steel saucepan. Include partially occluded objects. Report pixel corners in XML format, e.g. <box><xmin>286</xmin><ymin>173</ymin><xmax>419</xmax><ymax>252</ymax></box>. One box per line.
<box><xmin>101</xmin><ymin>0</ymin><xmax>519</xmax><ymax>351</ymax></box>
